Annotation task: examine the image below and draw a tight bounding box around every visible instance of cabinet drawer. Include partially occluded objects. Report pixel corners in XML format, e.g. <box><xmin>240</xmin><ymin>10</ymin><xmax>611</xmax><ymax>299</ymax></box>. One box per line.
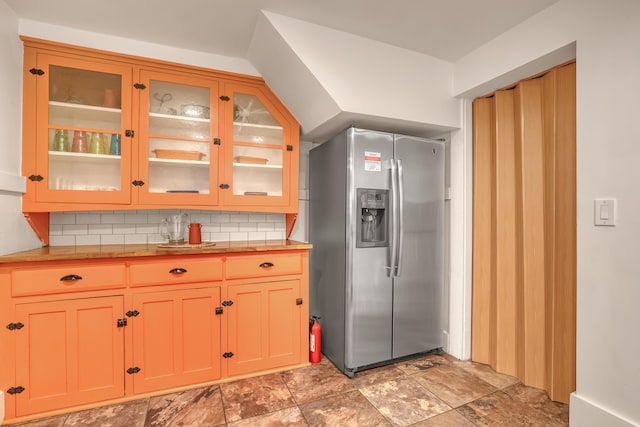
<box><xmin>226</xmin><ymin>253</ymin><xmax>302</xmax><ymax>279</ymax></box>
<box><xmin>129</xmin><ymin>258</ymin><xmax>223</xmax><ymax>287</ymax></box>
<box><xmin>12</xmin><ymin>264</ymin><xmax>126</xmax><ymax>297</ymax></box>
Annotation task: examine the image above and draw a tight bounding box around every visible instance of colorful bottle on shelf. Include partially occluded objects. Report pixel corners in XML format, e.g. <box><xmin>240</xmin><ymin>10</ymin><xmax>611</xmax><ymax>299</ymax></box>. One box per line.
<box><xmin>109</xmin><ymin>133</ymin><xmax>121</xmax><ymax>155</ymax></box>
<box><xmin>52</xmin><ymin>129</ymin><xmax>69</xmax><ymax>151</ymax></box>
<box><xmin>71</xmin><ymin>130</ymin><xmax>88</xmax><ymax>153</ymax></box>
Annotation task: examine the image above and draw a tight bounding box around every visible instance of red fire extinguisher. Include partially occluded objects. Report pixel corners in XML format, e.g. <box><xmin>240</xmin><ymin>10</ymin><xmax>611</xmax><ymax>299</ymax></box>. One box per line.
<box><xmin>309</xmin><ymin>316</ymin><xmax>322</xmax><ymax>363</ymax></box>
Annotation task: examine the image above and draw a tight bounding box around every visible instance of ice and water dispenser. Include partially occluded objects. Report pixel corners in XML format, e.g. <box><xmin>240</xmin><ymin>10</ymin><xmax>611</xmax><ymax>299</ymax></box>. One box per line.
<box><xmin>356</xmin><ymin>188</ymin><xmax>388</xmax><ymax>247</ymax></box>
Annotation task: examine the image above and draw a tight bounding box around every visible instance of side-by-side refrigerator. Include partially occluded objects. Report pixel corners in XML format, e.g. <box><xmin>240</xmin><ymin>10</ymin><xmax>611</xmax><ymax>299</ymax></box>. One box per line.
<box><xmin>309</xmin><ymin>127</ymin><xmax>444</xmax><ymax>376</ymax></box>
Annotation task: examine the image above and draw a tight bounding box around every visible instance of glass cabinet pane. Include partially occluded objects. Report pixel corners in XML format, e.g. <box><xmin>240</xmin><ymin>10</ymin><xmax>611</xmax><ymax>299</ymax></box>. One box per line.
<box><xmin>145</xmin><ymin>80</ymin><xmax>212</xmax><ymax>195</ymax></box>
<box><xmin>233</xmin><ymin>93</ymin><xmax>283</xmax><ymax>145</ymax></box>
<box><xmin>232</xmin><ymin>146</ymin><xmax>283</xmax><ymax>196</ymax></box>
<box><xmin>47</xmin><ymin>65</ymin><xmax>123</xmax><ymax>192</ymax></box>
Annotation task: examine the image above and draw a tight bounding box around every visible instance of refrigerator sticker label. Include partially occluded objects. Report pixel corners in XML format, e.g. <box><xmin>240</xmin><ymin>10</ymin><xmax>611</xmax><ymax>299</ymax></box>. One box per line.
<box><xmin>364</xmin><ymin>151</ymin><xmax>382</xmax><ymax>172</ymax></box>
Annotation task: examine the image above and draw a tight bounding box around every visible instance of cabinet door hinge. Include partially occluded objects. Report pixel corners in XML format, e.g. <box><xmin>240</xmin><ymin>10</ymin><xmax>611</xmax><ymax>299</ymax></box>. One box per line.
<box><xmin>219</xmin><ymin>183</ymin><xmax>230</xmax><ymax>190</ymax></box>
<box><xmin>117</xmin><ymin>318</ymin><xmax>127</xmax><ymax>327</ymax></box>
<box><xmin>221</xmin><ymin>300</ymin><xmax>234</xmax><ymax>307</ymax></box>
<box><xmin>132</xmin><ymin>180</ymin><xmax>145</xmax><ymax>187</ymax></box>
<box><xmin>6</xmin><ymin>322</ymin><xmax>24</xmax><ymax>331</ymax></box>
<box><xmin>215</xmin><ymin>307</ymin><xmax>223</xmax><ymax>315</ymax></box>
<box><xmin>125</xmin><ymin>310</ymin><xmax>140</xmax><ymax>317</ymax></box>
<box><xmin>133</xmin><ymin>83</ymin><xmax>146</xmax><ymax>90</ymax></box>
<box><xmin>296</xmin><ymin>298</ymin><xmax>303</xmax><ymax>305</ymax></box>
<box><xmin>222</xmin><ymin>352</ymin><xmax>234</xmax><ymax>358</ymax></box>
<box><xmin>28</xmin><ymin>174</ymin><xmax>44</xmax><ymax>182</ymax></box>
<box><xmin>7</xmin><ymin>386</ymin><xmax>25</xmax><ymax>395</ymax></box>
<box><xmin>126</xmin><ymin>367</ymin><xmax>141</xmax><ymax>374</ymax></box>
<box><xmin>29</xmin><ymin>68</ymin><xmax>44</xmax><ymax>76</ymax></box>
<box><xmin>219</xmin><ymin>95</ymin><xmax>230</xmax><ymax>102</ymax></box>
<box><xmin>213</xmin><ymin>138</ymin><xmax>221</xmax><ymax>145</ymax></box>
<box><xmin>286</xmin><ymin>145</ymin><xmax>293</xmax><ymax>152</ymax></box>
<box><xmin>125</xmin><ymin>129</ymin><xmax>134</xmax><ymax>137</ymax></box>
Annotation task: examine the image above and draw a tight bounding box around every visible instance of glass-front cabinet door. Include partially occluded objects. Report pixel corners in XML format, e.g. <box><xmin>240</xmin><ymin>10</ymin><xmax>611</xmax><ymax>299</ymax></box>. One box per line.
<box><xmin>34</xmin><ymin>55</ymin><xmax>132</xmax><ymax>204</ymax></box>
<box><xmin>220</xmin><ymin>84</ymin><xmax>293</xmax><ymax>207</ymax></box>
<box><xmin>137</xmin><ymin>71</ymin><xmax>219</xmax><ymax>205</ymax></box>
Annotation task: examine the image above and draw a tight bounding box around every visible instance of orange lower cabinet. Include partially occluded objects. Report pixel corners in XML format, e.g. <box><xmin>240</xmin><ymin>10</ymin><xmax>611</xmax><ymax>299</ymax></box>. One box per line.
<box><xmin>226</xmin><ymin>280</ymin><xmax>301</xmax><ymax>377</ymax></box>
<box><xmin>130</xmin><ymin>286</ymin><xmax>221</xmax><ymax>394</ymax></box>
<box><xmin>14</xmin><ymin>296</ymin><xmax>125</xmax><ymax>416</ymax></box>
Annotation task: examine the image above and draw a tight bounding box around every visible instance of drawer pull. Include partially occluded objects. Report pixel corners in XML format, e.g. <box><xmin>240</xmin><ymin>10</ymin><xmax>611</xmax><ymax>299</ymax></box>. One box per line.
<box><xmin>60</xmin><ymin>274</ymin><xmax>83</xmax><ymax>282</ymax></box>
<box><xmin>259</xmin><ymin>262</ymin><xmax>274</xmax><ymax>268</ymax></box>
<box><xmin>169</xmin><ymin>267</ymin><xmax>188</xmax><ymax>274</ymax></box>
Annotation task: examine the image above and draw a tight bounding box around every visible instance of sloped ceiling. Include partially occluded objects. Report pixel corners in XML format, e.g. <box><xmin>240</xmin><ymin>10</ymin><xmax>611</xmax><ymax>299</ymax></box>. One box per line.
<box><xmin>248</xmin><ymin>12</ymin><xmax>461</xmax><ymax>141</ymax></box>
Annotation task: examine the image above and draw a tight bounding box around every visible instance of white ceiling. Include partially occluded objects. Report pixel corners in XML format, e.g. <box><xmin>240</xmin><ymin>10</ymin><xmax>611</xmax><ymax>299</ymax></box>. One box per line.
<box><xmin>5</xmin><ymin>0</ymin><xmax>558</xmax><ymax>62</ymax></box>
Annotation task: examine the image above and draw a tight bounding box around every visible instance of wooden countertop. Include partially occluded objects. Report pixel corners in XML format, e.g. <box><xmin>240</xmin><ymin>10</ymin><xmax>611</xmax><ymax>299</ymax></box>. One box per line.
<box><xmin>0</xmin><ymin>240</ymin><xmax>312</xmax><ymax>264</ymax></box>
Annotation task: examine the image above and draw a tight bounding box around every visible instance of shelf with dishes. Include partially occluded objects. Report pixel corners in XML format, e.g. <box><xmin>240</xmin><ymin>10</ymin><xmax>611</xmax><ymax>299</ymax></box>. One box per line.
<box><xmin>48</xmin><ymin>151</ymin><xmax>121</xmax><ymax>162</ymax></box>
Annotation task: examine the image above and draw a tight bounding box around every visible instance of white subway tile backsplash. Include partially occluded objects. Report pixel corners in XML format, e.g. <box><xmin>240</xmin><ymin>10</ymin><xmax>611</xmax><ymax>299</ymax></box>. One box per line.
<box><xmin>101</xmin><ymin>234</ymin><xmax>125</xmax><ymax>245</ymax></box>
<box><xmin>101</xmin><ymin>213</ymin><xmax>125</xmax><ymax>224</ymax></box>
<box><xmin>75</xmin><ymin>213</ymin><xmax>102</xmax><ymax>224</ymax></box>
<box><xmin>125</xmin><ymin>234</ymin><xmax>148</xmax><ymax>244</ymax></box>
<box><xmin>76</xmin><ymin>235</ymin><xmax>101</xmax><ymax>245</ymax></box>
<box><xmin>50</xmin><ymin>212</ymin><xmax>76</xmax><ymax>225</ymax></box>
<box><xmin>50</xmin><ymin>235</ymin><xmax>76</xmax><ymax>246</ymax></box>
<box><xmin>229</xmin><ymin>232</ymin><xmax>249</xmax><ymax>241</ymax></box>
<box><xmin>89</xmin><ymin>224</ymin><xmax>113</xmax><ymax>235</ymax></box>
<box><xmin>50</xmin><ymin>210</ymin><xmax>286</xmax><ymax>246</ymax></box>
<box><xmin>50</xmin><ymin>224</ymin><xmax>63</xmax><ymax>236</ymax></box>
<box><xmin>62</xmin><ymin>224</ymin><xmax>88</xmax><ymax>235</ymax></box>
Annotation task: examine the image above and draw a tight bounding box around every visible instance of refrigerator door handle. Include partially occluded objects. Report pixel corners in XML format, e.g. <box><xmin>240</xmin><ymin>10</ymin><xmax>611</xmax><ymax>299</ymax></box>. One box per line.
<box><xmin>396</xmin><ymin>160</ymin><xmax>404</xmax><ymax>277</ymax></box>
<box><xmin>388</xmin><ymin>160</ymin><xmax>398</xmax><ymax>277</ymax></box>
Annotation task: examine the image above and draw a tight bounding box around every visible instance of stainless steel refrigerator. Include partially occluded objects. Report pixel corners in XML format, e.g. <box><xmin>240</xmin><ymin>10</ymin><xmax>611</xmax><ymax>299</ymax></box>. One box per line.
<box><xmin>309</xmin><ymin>127</ymin><xmax>444</xmax><ymax>376</ymax></box>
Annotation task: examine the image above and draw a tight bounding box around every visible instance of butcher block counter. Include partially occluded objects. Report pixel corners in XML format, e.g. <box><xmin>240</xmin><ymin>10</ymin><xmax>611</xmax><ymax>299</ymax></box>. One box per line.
<box><xmin>0</xmin><ymin>240</ymin><xmax>311</xmax><ymax>424</ymax></box>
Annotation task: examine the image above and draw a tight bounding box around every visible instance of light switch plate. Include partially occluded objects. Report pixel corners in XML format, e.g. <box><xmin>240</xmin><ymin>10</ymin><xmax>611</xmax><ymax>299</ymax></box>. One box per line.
<box><xmin>594</xmin><ymin>198</ymin><xmax>616</xmax><ymax>226</ymax></box>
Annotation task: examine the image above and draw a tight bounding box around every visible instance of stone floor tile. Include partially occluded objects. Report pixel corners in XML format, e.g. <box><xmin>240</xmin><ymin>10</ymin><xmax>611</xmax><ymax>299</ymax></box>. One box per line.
<box><xmin>281</xmin><ymin>358</ymin><xmax>354</xmax><ymax>404</ymax></box>
<box><xmin>145</xmin><ymin>385</ymin><xmax>225</xmax><ymax>427</ymax></box>
<box><xmin>503</xmin><ymin>383</ymin><xmax>570</xmax><ymax>425</ymax></box>
<box><xmin>63</xmin><ymin>399</ymin><xmax>149</xmax><ymax>427</ymax></box>
<box><xmin>452</xmin><ymin>360</ymin><xmax>520</xmax><ymax>389</ymax></box>
<box><xmin>221</xmin><ymin>373</ymin><xmax>296</xmax><ymax>422</ymax></box>
<box><xmin>457</xmin><ymin>390</ymin><xmax>567</xmax><ymax>426</ymax></box>
<box><xmin>410</xmin><ymin>409</ymin><xmax>476</xmax><ymax>426</ymax></box>
<box><xmin>299</xmin><ymin>389</ymin><xmax>391</xmax><ymax>426</ymax></box>
<box><xmin>412</xmin><ymin>363</ymin><xmax>497</xmax><ymax>407</ymax></box>
<box><xmin>393</xmin><ymin>354</ymin><xmax>450</xmax><ymax>375</ymax></box>
<box><xmin>350</xmin><ymin>363</ymin><xmax>406</xmax><ymax>388</ymax></box>
<box><xmin>12</xmin><ymin>415</ymin><xmax>68</xmax><ymax>427</ymax></box>
<box><xmin>359</xmin><ymin>377</ymin><xmax>451</xmax><ymax>427</ymax></box>
<box><xmin>227</xmin><ymin>406</ymin><xmax>308</xmax><ymax>426</ymax></box>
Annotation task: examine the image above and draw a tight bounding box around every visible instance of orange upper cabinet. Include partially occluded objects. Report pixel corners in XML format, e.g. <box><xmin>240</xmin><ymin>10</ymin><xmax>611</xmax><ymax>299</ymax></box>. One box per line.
<box><xmin>219</xmin><ymin>84</ymin><xmax>299</xmax><ymax>211</ymax></box>
<box><xmin>136</xmin><ymin>70</ymin><xmax>220</xmax><ymax>206</ymax></box>
<box><xmin>23</xmin><ymin>52</ymin><xmax>134</xmax><ymax>210</ymax></box>
<box><xmin>21</xmin><ymin>38</ymin><xmax>299</xmax><ymax>214</ymax></box>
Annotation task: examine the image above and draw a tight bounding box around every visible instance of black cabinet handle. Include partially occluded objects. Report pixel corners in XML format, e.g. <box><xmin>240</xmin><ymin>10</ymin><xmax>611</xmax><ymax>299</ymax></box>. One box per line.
<box><xmin>259</xmin><ymin>262</ymin><xmax>274</xmax><ymax>268</ymax></box>
<box><xmin>60</xmin><ymin>274</ymin><xmax>83</xmax><ymax>282</ymax></box>
<box><xmin>169</xmin><ymin>268</ymin><xmax>188</xmax><ymax>274</ymax></box>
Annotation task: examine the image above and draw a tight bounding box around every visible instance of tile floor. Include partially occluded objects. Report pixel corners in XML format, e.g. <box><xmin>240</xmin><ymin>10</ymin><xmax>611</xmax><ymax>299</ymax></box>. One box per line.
<box><xmin>12</xmin><ymin>353</ymin><xmax>569</xmax><ymax>426</ymax></box>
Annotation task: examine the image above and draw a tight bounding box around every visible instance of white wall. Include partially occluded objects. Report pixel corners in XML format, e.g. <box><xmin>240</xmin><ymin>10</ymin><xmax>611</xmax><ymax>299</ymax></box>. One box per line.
<box><xmin>0</xmin><ymin>0</ymin><xmax>43</xmax><ymax>255</ymax></box>
<box><xmin>249</xmin><ymin>11</ymin><xmax>460</xmax><ymax>141</ymax></box>
<box><xmin>454</xmin><ymin>0</ymin><xmax>640</xmax><ymax>425</ymax></box>
<box><xmin>19</xmin><ymin>20</ymin><xmax>259</xmax><ymax>76</ymax></box>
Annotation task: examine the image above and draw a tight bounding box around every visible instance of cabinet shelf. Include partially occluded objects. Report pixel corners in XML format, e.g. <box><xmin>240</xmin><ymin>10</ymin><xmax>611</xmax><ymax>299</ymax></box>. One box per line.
<box><xmin>149</xmin><ymin>157</ymin><xmax>208</xmax><ymax>166</ymax></box>
<box><xmin>233</xmin><ymin>121</ymin><xmax>282</xmax><ymax>131</ymax></box>
<box><xmin>49</xmin><ymin>101</ymin><xmax>121</xmax><ymax>114</ymax></box>
<box><xmin>150</xmin><ymin>112</ymin><xmax>210</xmax><ymax>123</ymax></box>
<box><xmin>233</xmin><ymin>162</ymin><xmax>282</xmax><ymax>169</ymax></box>
<box><xmin>49</xmin><ymin>151</ymin><xmax>121</xmax><ymax>161</ymax></box>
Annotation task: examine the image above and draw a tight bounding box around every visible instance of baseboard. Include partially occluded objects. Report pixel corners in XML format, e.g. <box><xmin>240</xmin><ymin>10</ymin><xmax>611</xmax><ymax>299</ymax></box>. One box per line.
<box><xmin>570</xmin><ymin>392</ymin><xmax>637</xmax><ymax>427</ymax></box>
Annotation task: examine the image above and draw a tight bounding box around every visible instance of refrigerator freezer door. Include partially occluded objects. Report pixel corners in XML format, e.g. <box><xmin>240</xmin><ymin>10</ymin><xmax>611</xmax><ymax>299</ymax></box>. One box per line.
<box><xmin>346</xmin><ymin>128</ymin><xmax>394</xmax><ymax>370</ymax></box>
<box><xmin>392</xmin><ymin>135</ymin><xmax>445</xmax><ymax>358</ymax></box>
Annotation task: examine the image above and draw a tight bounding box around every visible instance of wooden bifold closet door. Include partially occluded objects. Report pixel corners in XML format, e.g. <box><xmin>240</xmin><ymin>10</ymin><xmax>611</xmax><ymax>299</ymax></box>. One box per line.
<box><xmin>471</xmin><ymin>61</ymin><xmax>575</xmax><ymax>403</ymax></box>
